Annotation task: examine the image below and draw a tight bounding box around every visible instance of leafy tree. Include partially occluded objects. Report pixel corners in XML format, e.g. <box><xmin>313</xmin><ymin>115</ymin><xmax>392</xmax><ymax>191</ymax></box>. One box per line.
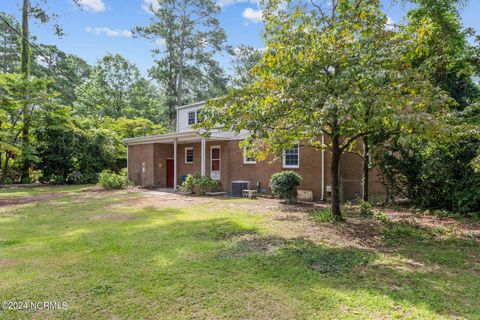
<box><xmin>134</xmin><ymin>0</ymin><xmax>228</xmax><ymax>128</ymax></box>
<box><xmin>375</xmin><ymin>0</ymin><xmax>480</xmax><ymax>212</ymax></box>
<box><xmin>0</xmin><ymin>12</ymin><xmax>20</xmax><ymax>73</ymax></box>
<box><xmin>18</xmin><ymin>0</ymin><xmax>67</xmax><ymax>181</ymax></box>
<box><xmin>31</xmin><ymin>44</ymin><xmax>91</xmax><ymax>106</ymax></box>
<box><xmin>200</xmin><ymin>0</ymin><xmax>449</xmax><ymax>220</ymax></box>
<box><xmin>74</xmin><ymin>54</ymin><xmax>162</xmax><ymax>122</ymax></box>
<box><xmin>0</xmin><ymin>73</ymin><xmax>59</xmax><ymax>184</ymax></box>
<box><xmin>230</xmin><ymin>45</ymin><xmax>262</xmax><ymax>87</ymax></box>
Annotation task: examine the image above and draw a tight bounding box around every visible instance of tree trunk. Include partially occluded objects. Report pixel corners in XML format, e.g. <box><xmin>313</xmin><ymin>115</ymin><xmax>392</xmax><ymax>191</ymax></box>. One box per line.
<box><xmin>20</xmin><ymin>0</ymin><xmax>31</xmax><ymax>182</ymax></box>
<box><xmin>1</xmin><ymin>153</ymin><xmax>10</xmax><ymax>185</ymax></box>
<box><xmin>330</xmin><ymin>132</ymin><xmax>342</xmax><ymax>220</ymax></box>
<box><xmin>362</xmin><ymin>135</ymin><xmax>369</xmax><ymax>202</ymax></box>
<box><xmin>21</xmin><ymin>0</ymin><xmax>30</xmax><ymax>77</ymax></box>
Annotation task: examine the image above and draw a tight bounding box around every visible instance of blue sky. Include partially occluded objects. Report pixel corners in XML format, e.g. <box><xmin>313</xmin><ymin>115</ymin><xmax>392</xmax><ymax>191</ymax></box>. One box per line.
<box><xmin>2</xmin><ymin>0</ymin><xmax>480</xmax><ymax>76</ymax></box>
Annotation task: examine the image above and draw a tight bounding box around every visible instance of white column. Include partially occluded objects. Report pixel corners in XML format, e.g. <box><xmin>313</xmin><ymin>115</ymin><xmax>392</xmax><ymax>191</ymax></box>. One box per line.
<box><xmin>321</xmin><ymin>134</ymin><xmax>325</xmax><ymax>201</ymax></box>
<box><xmin>201</xmin><ymin>137</ymin><xmax>206</xmax><ymax>176</ymax></box>
<box><xmin>173</xmin><ymin>139</ymin><xmax>177</xmax><ymax>191</ymax></box>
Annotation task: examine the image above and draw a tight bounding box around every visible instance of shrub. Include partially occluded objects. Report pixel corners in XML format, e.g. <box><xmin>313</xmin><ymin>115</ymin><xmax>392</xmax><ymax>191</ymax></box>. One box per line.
<box><xmin>98</xmin><ymin>169</ymin><xmax>130</xmax><ymax>190</ymax></box>
<box><xmin>181</xmin><ymin>173</ymin><xmax>220</xmax><ymax>195</ymax></box>
<box><xmin>358</xmin><ymin>199</ymin><xmax>374</xmax><ymax>218</ymax></box>
<box><xmin>41</xmin><ymin>173</ymin><xmax>66</xmax><ymax>185</ymax></box>
<box><xmin>269</xmin><ymin>171</ymin><xmax>302</xmax><ymax>202</ymax></box>
<box><xmin>311</xmin><ymin>208</ymin><xmax>334</xmax><ymax>222</ymax></box>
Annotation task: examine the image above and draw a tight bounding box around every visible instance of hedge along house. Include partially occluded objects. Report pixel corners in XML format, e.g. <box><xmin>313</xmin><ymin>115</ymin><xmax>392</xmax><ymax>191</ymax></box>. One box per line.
<box><xmin>124</xmin><ymin>101</ymin><xmax>385</xmax><ymax>201</ymax></box>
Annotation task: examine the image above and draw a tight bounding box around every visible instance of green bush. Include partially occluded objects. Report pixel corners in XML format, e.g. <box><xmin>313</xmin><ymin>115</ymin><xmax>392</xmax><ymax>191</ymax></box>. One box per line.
<box><xmin>181</xmin><ymin>173</ymin><xmax>220</xmax><ymax>195</ymax></box>
<box><xmin>358</xmin><ymin>199</ymin><xmax>374</xmax><ymax>218</ymax></box>
<box><xmin>98</xmin><ymin>169</ymin><xmax>130</xmax><ymax>190</ymax></box>
<box><xmin>311</xmin><ymin>208</ymin><xmax>334</xmax><ymax>222</ymax></box>
<box><xmin>269</xmin><ymin>171</ymin><xmax>302</xmax><ymax>202</ymax></box>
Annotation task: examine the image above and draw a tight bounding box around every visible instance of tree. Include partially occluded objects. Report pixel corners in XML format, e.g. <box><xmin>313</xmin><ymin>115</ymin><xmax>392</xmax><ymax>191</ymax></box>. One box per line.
<box><xmin>31</xmin><ymin>44</ymin><xmax>91</xmax><ymax>106</ymax></box>
<box><xmin>0</xmin><ymin>73</ymin><xmax>59</xmax><ymax>184</ymax></box>
<box><xmin>230</xmin><ymin>45</ymin><xmax>262</xmax><ymax>87</ymax></box>
<box><xmin>74</xmin><ymin>54</ymin><xmax>162</xmax><ymax>122</ymax></box>
<box><xmin>17</xmin><ymin>0</ymin><xmax>66</xmax><ymax>181</ymax></box>
<box><xmin>134</xmin><ymin>0</ymin><xmax>228</xmax><ymax>128</ymax></box>
<box><xmin>373</xmin><ymin>0</ymin><xmax>480</xmax><ymax>212</ymax></box>
<box><xmin>200</xmin><ymin>0</ymin><xmax>449</xmax><ymax>219</ymax></box>
<box><xmin>0</xmin><ymin>12</ymin><xmax>20</xmax><ymax>73</ymax></box>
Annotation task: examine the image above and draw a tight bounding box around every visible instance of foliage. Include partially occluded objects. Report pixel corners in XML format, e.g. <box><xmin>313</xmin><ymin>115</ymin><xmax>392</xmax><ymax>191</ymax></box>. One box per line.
<box><xmin>375</xmin><ymin>0</ymin><xmax>480</xmax><ymax>215</ymax></box>
<box><xmin>311</xmin><ymin>208</ymin><xmax>334</xmax><ymax>223</ymax></box>
<box><xmin>134</xmin><ymin>0</ymin><xmax>228</xmax><ymax>127</ymax></box>
<box><xmin>358</xmin><ymin>199</ymin><xmax>374</xmax><ymax>218</ymax></box>
<box><xmin>269</xmin><ymin>171</ymin><xmax>302</xmax><ymax>202</ymax></box>
<box><xmin>0</xmin><ymin>73</ymin><xmax>60</xmax><ymax>183</ymax></box>
<box><xmin>181</xmin><ymin>173</ymin><xmax>220</xmax><ymax>195</ymax></box>
<box><xmin>0</xmin><ymin>12</ymin><xmax>20</xmax><ymax>73</ymax></box>
<box><xmin>377</xmin><ymin>136</ymin><xmax>480</xmax><ymax>214</ymax></box>
<box><xmin>74</xmin><ymin>54</ymin><xmax>163</xmax><ymax>123</ymax></box>
<box><xmin>31</xmin><ymin>44</ymin><xmax>91</xmax><ymax>106</ymax></box>
<box><xmin>201</xmin><ymin>0</ymin><xmax>449</xmax><ymax>219</ymax></box>
<box><xmin>230</xmin><ymin>45</ymin><xmax>261</xmax><ymax>87</ymax></box>
<box><xmin>98</xmin><ymin>168</ymin><xmax>130</xmax><ymax>190</ymax></box>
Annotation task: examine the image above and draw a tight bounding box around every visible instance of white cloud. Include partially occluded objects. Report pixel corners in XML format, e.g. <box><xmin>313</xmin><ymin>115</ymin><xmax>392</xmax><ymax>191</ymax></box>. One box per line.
<box><xmin>76</xmin><ymin>0</ymin><xmax>106</xmax><ymax>12</ymax></box>
<box><xmin>142</xmin><ymin>0</ymin><xmax>160</xmax><ymax>13</ymax></box>
<box><xmin>385</xmin><ymin>17</ymin><xmax>395</xmax><ymax>31</ymax></box>
<box><xmin>153</xmin><ymin>38</ymin><xmax>166</xmax><ymax>46</ymax></box>
<box><xmin>242</xmin><ymin>7</ymin><xmax>262</xmax><ymax>23</ymax></box>
<box><xmin>85</xmin><ymin>27</ymin><xmax>132</xmax><ymax>37</ymax></box>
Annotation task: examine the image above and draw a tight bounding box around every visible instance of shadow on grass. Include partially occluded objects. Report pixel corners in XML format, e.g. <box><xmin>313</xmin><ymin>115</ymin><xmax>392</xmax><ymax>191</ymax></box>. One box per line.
<box><xmin>1</xmin><ymin>197</ymin><xmax>479</xmax><ymax>319</ymax></box>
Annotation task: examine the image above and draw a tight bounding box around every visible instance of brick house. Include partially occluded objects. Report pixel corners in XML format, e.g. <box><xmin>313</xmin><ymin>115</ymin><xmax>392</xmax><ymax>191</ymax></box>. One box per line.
<box><xmin>125</xmin><ymin>101</ymin><xmax>385</xmax><ymax>201</ymax></box>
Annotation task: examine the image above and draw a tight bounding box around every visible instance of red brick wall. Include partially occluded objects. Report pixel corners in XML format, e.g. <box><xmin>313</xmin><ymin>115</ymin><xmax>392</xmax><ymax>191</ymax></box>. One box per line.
<box><xmin>128</xmin><ymin>144</ymin><xmax>155</xmax><ymax>186</ymax></box>
<box><xmin>128</xmin><ymin>138</ymin><xmax>385</xmax><ymax>200</ymax></box>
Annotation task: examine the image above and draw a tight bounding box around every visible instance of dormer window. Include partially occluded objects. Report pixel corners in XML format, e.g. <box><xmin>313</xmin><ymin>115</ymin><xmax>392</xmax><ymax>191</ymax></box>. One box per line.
<box><xmin>187</xmin><ymin>110</ymin><xmax>203</xmax><ymax>126</ymax></box>
<box><xmin>188</xmin><ymin>111</ymin><xmax>196</xmax><ymax>125</ymax></box>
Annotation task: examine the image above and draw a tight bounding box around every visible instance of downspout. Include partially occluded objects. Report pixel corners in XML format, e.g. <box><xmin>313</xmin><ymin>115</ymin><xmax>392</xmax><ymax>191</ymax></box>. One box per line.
<box><xmin>321</xmin><ymin>134</ymin><xmax>325</xmax><ymax>201</ymax></box>
<box><xmin>126</xmin><ymin>142</ymin><xmax>129</xmax><ymax>179</ymax></box>
<box><xmin>176</xmin><ymin>107</ymin><xmax>179</xmax><ymax>132</ymax></box>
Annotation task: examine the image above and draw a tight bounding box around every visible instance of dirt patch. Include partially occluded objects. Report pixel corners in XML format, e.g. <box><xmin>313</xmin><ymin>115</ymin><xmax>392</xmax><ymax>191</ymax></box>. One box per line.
<box><xmin>0</xmin><ymin>194</ymin><xmax>62</xmax><ymax>207</ymax></box>
<box><xmin>0</xmin><ymin>258</ymin><xmax>20</xmax><ymax>267</ymax></box>
<box><xmin>382</xmin><ymin>207</ymin><xmax>480</xmax><ymax>239</ymax></box>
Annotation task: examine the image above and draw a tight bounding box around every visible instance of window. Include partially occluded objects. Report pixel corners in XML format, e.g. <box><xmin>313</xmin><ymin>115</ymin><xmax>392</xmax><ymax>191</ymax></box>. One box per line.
<box><xmin>185</xmin><ymin>147</ymin><xmax>193</xmax><ymax>164</ymax></box>
<box><xmin>188</xmin><ymin>110</ymin><xmax>204</xmax><ymax>125</ymax></box>
<box><xmin>210</xmin><ymin>146</ymin><xmax>221</xmax><ymax>180</ymax></box>
<box><xmin>196</xmin><ymin>110</ymin><xmax>203</xmax><ymax>123</ymax></box>
<box><xmin>188</xmin><ymin>111</ymin><xmax>196</xmax><ymax>125</ymax></box>
<box><xmin>283</xmin><ymin>144</ymin><xmax>299</xmax><ymax>168</ymax></box>
<box><xmin>243</xmin><ymin>146</ymin><xmax>256</xmax><ymax>164</ymax></box>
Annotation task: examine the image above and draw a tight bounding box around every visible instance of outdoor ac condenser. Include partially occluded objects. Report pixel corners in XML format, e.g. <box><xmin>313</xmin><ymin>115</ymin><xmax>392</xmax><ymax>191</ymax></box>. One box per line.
<box><xmin>231</xmin><ymin>180</ymin><xmax>250</xmax><ymax>197</ymax></box>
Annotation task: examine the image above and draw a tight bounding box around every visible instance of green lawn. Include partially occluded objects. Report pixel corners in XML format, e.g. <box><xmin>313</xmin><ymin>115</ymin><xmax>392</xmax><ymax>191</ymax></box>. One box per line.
<box><xmin>0</xmin><ymin>186</ymin><xmax>479</xmax><ymax>319</ymax></box>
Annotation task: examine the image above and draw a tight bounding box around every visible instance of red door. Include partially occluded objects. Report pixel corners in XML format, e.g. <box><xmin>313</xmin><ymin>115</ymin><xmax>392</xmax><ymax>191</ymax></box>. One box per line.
<box><xmin>166</xmin><ymin>159</ymin><xmax>174</xmax><ymax>188</ymax></box>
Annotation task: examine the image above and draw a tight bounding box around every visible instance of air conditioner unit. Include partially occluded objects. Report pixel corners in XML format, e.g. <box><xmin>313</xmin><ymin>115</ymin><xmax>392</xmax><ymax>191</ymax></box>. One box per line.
<box><xmin>232</xmin><ymin>180</ymin><xmax>250</xmax><ymax>197</ymax></box>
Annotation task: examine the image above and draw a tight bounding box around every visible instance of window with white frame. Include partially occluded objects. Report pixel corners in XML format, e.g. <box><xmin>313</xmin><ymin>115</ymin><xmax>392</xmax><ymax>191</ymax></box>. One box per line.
<box><xmin>188</xmin><ymin>111</ymin><xmax>196</xmax><ymax>125</ymax></box>
<box><xmin>243</xmin><ymin>146</ymin><xmax>256</xmax><ymax>164</ymax></box>
<box><xmin>185</xmin><ymin>147</ymin><xmax>194</xmax><ymax>163</ymax></box>
<box><xmin>187</xmin><ymin>110</ymin><xmax>204</xmax><ymax>125</ymax></box>
<box><xmin>283</xmin><ymin>144</ymin><xmax>300</xmax><ymax>168</ymax></box>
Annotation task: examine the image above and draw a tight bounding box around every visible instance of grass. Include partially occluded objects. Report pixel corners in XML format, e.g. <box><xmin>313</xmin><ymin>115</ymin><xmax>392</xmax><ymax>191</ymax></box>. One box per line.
<box><xmin>0</xmin><ymin>184</ymin><xmax>94</xmax><ymax>197</ymax></box>
<box><xmin>0</xmin><ymin>186</ymin><xmax>479</xmax><ymax>319</ymax></box>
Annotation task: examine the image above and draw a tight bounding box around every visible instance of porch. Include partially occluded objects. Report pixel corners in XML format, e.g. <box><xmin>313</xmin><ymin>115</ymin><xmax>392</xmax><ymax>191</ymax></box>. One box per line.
<box><xmin>125</xmin><ymin>130</ymin><xmax>239</xmax><ymax>191</ymax></box>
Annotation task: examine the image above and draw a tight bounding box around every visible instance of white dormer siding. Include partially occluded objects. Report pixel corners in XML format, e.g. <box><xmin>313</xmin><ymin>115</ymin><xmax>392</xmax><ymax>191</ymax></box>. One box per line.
<box><xmin>176</xmin><ymin>101</ymin><xmax>206</xmax><ymax>133</ymax></box>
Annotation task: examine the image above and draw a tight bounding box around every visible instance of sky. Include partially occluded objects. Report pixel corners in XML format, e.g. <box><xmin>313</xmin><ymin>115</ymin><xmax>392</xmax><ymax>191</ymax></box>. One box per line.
<box><xmin>2</xmin><ymin>0</ymin><xmax>480</xmax><ymax>76</ymax></box>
